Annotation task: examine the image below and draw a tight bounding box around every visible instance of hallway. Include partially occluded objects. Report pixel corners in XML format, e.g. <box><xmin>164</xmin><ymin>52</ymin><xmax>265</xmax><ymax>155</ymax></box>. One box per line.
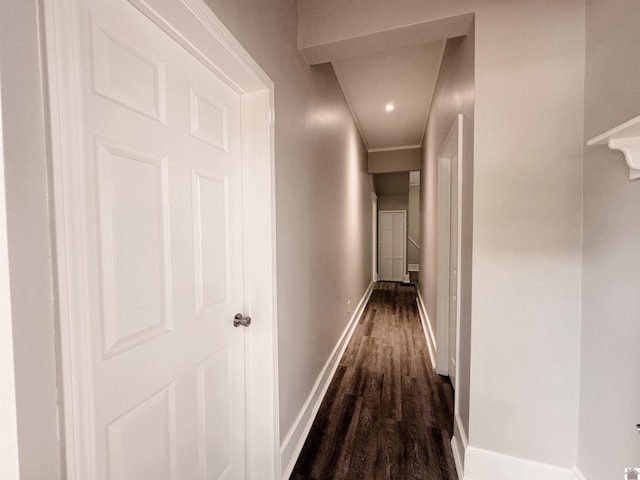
<box><xmin>290</xmin><ymin>282</ymin><xmax>457</xmax><ymax>480</ymax></box>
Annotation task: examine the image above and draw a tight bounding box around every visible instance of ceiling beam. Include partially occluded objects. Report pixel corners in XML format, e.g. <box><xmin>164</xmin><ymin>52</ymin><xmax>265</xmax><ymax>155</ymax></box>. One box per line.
<box><xmin>368</xmin><ymin>147</ymin><xmax>421</xmax><ymax>174</ymax></box>
<box><xmin>300</xmin><ymin>13</ymin><xmax>474</xmax><ymax>65</ymax></box>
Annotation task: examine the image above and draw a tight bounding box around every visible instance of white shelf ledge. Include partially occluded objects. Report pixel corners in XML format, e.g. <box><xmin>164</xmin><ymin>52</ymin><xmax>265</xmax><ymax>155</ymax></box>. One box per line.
<box><xmin>588</xmin><ymin>114</ymin><xmax>640</xmax><ymax>180</ymax></box>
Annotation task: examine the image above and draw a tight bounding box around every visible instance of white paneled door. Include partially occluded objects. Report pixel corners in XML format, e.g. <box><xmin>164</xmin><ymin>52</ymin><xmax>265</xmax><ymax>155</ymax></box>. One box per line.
<box><xmin>435</xmin><ymin>114</ymin><xmax>463</xmax><ymax>382</ymax></box>
<box><xmin>379</xmin><ymin>211</ymin><xmax>407</xmax><ymax>282</ymax></box>
<box><xmin>79</xmin><ymin>1</ymin><xmax>246</xmax><ymax>478</ymax></box>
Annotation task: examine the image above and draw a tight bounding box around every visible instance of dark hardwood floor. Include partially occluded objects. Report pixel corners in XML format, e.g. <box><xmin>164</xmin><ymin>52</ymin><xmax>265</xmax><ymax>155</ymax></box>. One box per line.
<box><xmin>290</xmin><ymin>282</ymin><xmax>457</xmax><ymax>480</ymax></box>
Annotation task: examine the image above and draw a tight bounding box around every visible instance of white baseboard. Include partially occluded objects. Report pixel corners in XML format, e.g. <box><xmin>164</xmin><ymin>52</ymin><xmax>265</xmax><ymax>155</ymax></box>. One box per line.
<box><xmin>403</xmin><ymin>272</ymin><xmax>410</xmax><ymax>283</ymax></box>
<box><xmin>573</xmin><ymin>467</ymin><xmax>588</xmax><ymax>480</ymax></box>
<box><xmin>451</xmin><ymin>438</ymin><xmax>464</xmax><ymax>479</ymax></box>
<box><xmin>408</xmin><ymin>263</ymin><xmax>419</xmax><ymax>272</ymax></box>
<box><xmin>279</xmin><ymin>282</ymin><xmax>374</xmax><ymax>479</ymax></box>
<box><xmin>415</xmin><ymin>289</ymin><xmax>436</xmax><ymax>369</ymax></box>
<box><xmin>463</xmin><ymin>447</ymin><xmax>582</xmax><ymax>480</ymax></box>
<box><xmin>451</xmin><ymin>413</ymin><xmax>468</xmax><ymax>479</ymax></box>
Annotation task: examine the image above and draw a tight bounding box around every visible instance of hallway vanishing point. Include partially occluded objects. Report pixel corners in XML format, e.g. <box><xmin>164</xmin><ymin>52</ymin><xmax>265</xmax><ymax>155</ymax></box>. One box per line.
<box><xmin>290</xmin><ymin>282</ymin><xmax>457</xmax><ymax>480</ymax></box>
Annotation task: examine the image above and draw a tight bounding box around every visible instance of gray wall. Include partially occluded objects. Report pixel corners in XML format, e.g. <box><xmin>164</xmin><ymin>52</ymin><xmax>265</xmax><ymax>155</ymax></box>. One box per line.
<box><xmin>420</xmin><ymin>26</ymin><xmax>475</xmax><ymax>447</ymax></box>
<box><xmin>373</xmin><ymin>171</ymin><xmax>409</xmax><ymax>196</ymax></box>
<box><xmin>203</xmin><ymin>0</ymin><xmax>373</xmax><ymax>444</ymax></box>
<box><xmin>471</xmin><ymin>2</ymin><xmax>583</xmax><ymax>466</ymax></box>
<box><xmin>579</xmin><ymin>0</ymin><xmax>640</xmax><ymax>477</ymax></box>
<box><xmin>368</xmin><ymin>147</ymin><xmax>421</xmax><ymax>173</ymax></box>
<box><xmin>0</xmin><ymin>0</ymin><xmax>63</xmax><ymax>479</ymax></box>
<box><xmin>377</xmin><ymin>195</ymin><xmax>408</xmax><ymax>212</ymax></box>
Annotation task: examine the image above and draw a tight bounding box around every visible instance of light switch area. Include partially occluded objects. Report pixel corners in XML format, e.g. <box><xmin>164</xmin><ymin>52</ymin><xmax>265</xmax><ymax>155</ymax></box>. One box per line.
<box><xmin>347</xmin><ymin>301</ymin><xmax>351</xmax><ymax>315</ymax></box>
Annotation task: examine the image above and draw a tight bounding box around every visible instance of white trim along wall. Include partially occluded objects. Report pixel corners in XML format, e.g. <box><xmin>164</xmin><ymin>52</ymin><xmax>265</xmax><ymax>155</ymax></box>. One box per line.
<box><xmin>463</xmin><ymin>448</ymin><xmax>589</xmax><ymax>480</ymax></box>
<box><xmin>42</xmin><ymin>0</ymin><xmax>279</xmax><ymax>478</ymax></box>
<box><xmin>415</xmin><ymin>288</ymin><xmax>436</xmax><ymax>369</ymax></box>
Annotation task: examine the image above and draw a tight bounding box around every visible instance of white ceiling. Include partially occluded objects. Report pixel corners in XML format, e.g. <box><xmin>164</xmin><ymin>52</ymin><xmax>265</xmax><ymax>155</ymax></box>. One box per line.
<box><xmin>332</xmin><ymin>41</ymin><xmax>443</xmax><ymax>151</ymax></box>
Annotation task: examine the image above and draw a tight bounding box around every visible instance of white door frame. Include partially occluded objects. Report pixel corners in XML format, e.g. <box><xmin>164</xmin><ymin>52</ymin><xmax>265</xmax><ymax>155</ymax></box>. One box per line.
<box><xmin>0</xmin><ymin>74</ymin><xmax>20</xmax><ymax>480</ymax></box>
<box><xmin>435</xmin><ymin>114</ymin><xmax>463</xmax><ymax>387</ymax></box>
<box><xmin>371</xmin><ymin>192</ymin><xmax>378</xmax><ymax>282</ymax></box>
<box><xmin>378</xmin><ymin>210</ymin><xmax>408</xmax><ymax>282</ymax></box>
<box><xmin>42</xmin><ymin>1</ymin><xmax>280</xmax><ymax>478</ymax></box>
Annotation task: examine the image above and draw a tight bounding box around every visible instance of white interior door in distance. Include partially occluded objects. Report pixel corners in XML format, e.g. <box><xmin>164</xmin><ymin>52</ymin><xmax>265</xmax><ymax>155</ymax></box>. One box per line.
<box><xmin>379</xmin><ymin>211</ymin><xmax>406</xmax><ymax>282</ymax></box>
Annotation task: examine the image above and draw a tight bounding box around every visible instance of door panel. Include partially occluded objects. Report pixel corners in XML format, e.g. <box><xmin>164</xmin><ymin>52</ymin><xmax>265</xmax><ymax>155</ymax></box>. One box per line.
<box><xmin>90</xmin><ymin>18</ymin><xmax>167</xmax><ymax>123</ymax></box>
<box><xmin>106</xmin><ymin>385</ymin><xmax>177</xmax><ymax>480</ymax></box>
<box><xmin>192</xmin><ymin>171</ymin><xmax>230</xmax><ymax>315</ymax></box>
<box><xmin>381</xmin><ymin>229</ymin><xmax>393</xmax><ymax>258</ymax></box>
<box><xmin>392</xmin><ymin>259</ymin><xmax>404</xmax><ymax>281</ymax></box>
<box><xmin>196</xmin><ymin>348</ymin><xmax>234</xmax><ymax>479</ymax></box>
<box><xmin>96</xmin><ymin>138</ymin><xmax>172</xmax><ymax>357</ymax></box>
<box><xmin>79</xmin><ymin>1</ymin><xmax>246</xmax><ymax>478</ymax></box>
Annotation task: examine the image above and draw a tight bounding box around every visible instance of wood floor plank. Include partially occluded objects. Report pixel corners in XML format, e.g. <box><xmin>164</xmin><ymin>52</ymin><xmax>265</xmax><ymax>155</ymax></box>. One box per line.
<box><xmin>332</xmin><ymin>396</ymin><xmax>363</xmax><ymax>480</ymax></box>
<box><xmin>289</xmin><ymin>282</ymin><xmax>456</xmax><ymax>480</ymax></box>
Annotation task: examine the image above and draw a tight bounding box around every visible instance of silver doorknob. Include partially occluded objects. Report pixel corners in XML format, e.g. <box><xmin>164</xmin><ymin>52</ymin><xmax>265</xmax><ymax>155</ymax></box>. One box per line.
<box><xmin>234</xmin><ymin>313</ymin><xmax>251</xmax><ymax>328</ymax></box>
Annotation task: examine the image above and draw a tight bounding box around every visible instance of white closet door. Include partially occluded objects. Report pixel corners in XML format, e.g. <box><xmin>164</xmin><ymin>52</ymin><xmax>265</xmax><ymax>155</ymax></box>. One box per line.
<box><xmin>379</xmin><ymin>211</ymin><xmax>406</xmax><ymax>282</ymax></box>
<box><xmin>79</xmin><ymin>0</ymin><xmax>247</xmax><ymax>478</ymax></box>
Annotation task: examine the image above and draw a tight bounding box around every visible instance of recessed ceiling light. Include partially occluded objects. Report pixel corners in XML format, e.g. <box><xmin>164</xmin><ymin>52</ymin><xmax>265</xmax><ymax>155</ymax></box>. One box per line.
<box><xmin>385</xmin><ymin>103</ymin><xmax>395</xmax><ymax>112</ymax></box>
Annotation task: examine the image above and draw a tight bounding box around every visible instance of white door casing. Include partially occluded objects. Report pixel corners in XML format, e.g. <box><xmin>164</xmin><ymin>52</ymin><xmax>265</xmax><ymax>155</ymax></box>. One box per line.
<box><xmin>378</xmin><ymin>210</ymin><xmax>407</xmax><ymax>282</ymax></box>
<box><xmin>436</xmin><ymin>114</ymin><xmax>463</xmax><ymax>390</ymax></box>
<box><xmin>372</xmin><ymin>193</ymin><xmax>378</xmax><ymax>282</ymax></box>
<box><xmin>448</xmin><ymin>152</ymin><xmax>459</xmax><ymax>386</ymax></box>
<box><xmin>436</xmin><ymin>159</ymin><xmax>451</xmax><ymax>376</ymax></box>
<box><xmin>0</xmin><ymin>72</ymin><xmax>20</xmax><ymax>480</ymax></box>
<box><xmin>43</xmin><ymin>0</ymin><xmax>279</xmax><ymax>479</ymax></box>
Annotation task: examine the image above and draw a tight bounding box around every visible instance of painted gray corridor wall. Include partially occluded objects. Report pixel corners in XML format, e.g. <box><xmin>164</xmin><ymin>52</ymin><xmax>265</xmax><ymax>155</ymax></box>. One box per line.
<box><xmin>580</xmin><ymin>0</ymin><xmax>640</xmax><ymax>477</ymax></box>
<box><xmin>420</xmin><ymin>27</ymin><xmax>475</xmax><ymax>448</ymax></box>
<box><xmin>204</xmin><ymin>0</ymin><xmax>373</xmax><ymax>443</ymax></box>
